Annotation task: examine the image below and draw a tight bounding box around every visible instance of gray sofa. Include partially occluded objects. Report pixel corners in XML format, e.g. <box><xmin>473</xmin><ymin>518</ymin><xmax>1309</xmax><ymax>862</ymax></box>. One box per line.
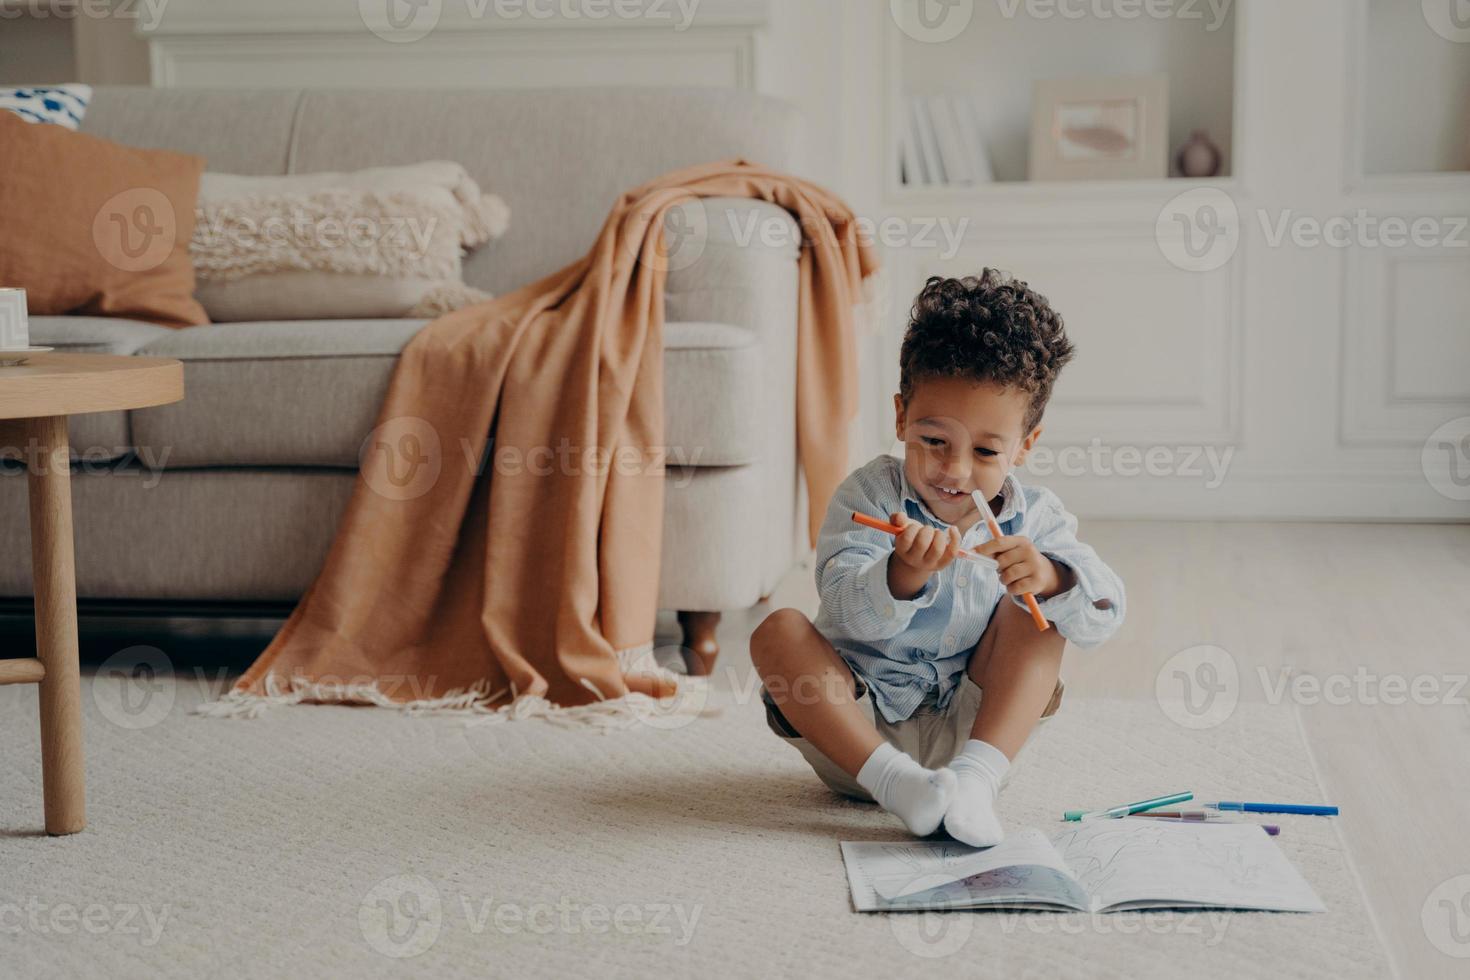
<box><xmin>0</xmin><ymin>86</ymin><xmax>810</xmax><ymax>669</ymax></box>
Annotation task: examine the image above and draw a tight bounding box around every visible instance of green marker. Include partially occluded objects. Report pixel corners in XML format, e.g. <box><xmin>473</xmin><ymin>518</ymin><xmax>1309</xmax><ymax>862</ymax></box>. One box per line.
<box><xmin>1064</xmin><ymin>791</ymin><xmax>1193</xmax><ymax>822</ymax></box>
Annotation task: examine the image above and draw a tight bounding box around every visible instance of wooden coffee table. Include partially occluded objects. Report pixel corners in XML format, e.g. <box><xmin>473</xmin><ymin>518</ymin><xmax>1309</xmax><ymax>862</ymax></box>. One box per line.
<box><xmin>0</xmin><ymin>353</ymin><xmax>183</xmax><ymax>834</ymax></box>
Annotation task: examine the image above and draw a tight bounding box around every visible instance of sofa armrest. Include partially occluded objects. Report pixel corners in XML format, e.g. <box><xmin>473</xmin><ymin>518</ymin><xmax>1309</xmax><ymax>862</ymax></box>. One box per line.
<box><xmin>659</xmin><ymin>197</ymin><xmax>804</xmax><ymax>606</ymax></box>
<box><xmin>661</xmin><ymin>198</ymin><xmax>800</xmax><ymax>338</ymax></box>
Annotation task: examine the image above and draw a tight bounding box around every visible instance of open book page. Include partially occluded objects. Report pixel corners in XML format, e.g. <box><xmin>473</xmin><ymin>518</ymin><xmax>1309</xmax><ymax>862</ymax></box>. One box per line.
<box><xmin>1049</xmin><ymin>819</ymin><xmax>1326</xmax><ymax>913</ymax></box>
<box><xmin>841</xmin><ymin>832</ymin><xmax>1089</xmax><ymax>912</ymax></box>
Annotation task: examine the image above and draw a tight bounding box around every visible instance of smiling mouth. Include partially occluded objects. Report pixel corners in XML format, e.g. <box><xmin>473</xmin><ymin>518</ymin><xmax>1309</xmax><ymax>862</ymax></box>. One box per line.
<box><xmin>930</xmin><ymin>485</ymin><xmax>971</xmax><ymax>502</ymax></box>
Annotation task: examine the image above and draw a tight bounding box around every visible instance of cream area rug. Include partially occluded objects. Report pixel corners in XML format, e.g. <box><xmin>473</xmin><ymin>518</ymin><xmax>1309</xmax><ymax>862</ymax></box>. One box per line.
<box><xmin>0</xmin><ymin>676</ymin><xmax>1388</xmax><ymax>979</ymax></box>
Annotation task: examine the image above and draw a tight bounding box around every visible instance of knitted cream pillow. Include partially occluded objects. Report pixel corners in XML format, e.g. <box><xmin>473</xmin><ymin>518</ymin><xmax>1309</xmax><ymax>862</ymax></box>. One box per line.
<box><xmin>191</xmin><ymin>162</ymin><xmax>509</xmax><ymax>321</ymax></box>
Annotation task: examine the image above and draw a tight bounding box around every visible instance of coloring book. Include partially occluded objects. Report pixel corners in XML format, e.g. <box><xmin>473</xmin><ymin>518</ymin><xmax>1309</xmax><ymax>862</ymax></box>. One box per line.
<box><xmin>841</xmin><ymin>819</ymin><xmax>1325</xmax><ymax>913</ymax></box>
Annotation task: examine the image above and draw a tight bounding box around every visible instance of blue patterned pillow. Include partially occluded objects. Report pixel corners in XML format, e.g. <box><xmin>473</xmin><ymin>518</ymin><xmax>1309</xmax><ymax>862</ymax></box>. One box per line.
<box><xmin>0</xmin><ymin>84</ymin><xmax>92</xmax><ymax>129</ymax></box>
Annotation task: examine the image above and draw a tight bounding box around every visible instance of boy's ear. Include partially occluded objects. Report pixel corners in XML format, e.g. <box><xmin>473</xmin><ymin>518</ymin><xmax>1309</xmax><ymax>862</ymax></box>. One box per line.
<box><xmin>893</xmin><ymin>393</ymin><xmax>906</xmax><ymax>442</ymax></box>
<box><xmin>1012</xmin><ymin>425</ymin><xmax>1043</xmax><ymax>466</ymax></box>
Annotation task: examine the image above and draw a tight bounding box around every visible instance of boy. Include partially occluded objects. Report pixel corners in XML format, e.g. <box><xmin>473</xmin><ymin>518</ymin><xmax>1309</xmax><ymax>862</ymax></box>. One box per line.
<box><xmin>751</xmin><ymin>270</ymin><xmax>1125</xmax><ymax>846</ymax></box>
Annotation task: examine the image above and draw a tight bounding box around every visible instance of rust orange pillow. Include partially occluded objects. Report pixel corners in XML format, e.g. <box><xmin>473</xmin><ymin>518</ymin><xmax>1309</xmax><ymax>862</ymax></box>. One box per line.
<box><xmin>0</xmin><ymin>110</ymin><xmax>208</xmax><ymax>328</ymax></box>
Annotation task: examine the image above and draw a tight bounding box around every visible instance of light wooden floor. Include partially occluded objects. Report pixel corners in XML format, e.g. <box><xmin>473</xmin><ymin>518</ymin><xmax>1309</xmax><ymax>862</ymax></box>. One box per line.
<box><xmin>680</xmin><ymin>522</ymin><xmax>1470</xmax><ymax>980</ymax></box>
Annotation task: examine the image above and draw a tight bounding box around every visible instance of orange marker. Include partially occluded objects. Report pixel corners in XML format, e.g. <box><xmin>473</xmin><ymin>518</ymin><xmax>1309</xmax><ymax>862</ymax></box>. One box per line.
<box><xmin>971</xmin><ymin>491</ymin><xmax>1050</xmax><ymax>632</ymax></box>
<box><xmin>851</xmin><ymin>512</ymin><xmax>998</xmax><ymax>570</ymax></box>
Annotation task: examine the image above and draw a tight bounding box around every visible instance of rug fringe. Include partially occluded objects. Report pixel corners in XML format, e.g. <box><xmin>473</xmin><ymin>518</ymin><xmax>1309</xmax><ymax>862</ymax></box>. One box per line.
<box><xmin>192</xmin><ymin>645</ymin><xmax>716</xmax><ymax>731</ymax></box>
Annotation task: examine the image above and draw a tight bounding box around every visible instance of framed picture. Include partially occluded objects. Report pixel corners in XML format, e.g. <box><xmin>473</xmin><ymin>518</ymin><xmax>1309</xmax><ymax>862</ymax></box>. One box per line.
<box><xmin>1028</xmin><ymin>75</ymin><xmax>1169</xmax><ymax>181</ymax></box>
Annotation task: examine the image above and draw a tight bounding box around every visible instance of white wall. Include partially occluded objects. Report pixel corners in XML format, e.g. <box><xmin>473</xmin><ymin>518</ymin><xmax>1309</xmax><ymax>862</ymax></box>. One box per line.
<box><xmin>0</xmin><ymin>11</ymin><xmax>76</xmax><ymax>83</ymax></box>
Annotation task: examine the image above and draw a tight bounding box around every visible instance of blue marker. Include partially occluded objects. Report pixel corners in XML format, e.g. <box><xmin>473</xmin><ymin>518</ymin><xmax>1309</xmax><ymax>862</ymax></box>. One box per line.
<box><xmin>1201</xmin><ymin>801</ymin><xmax>1338</xmax><ymax>816</ymax></box>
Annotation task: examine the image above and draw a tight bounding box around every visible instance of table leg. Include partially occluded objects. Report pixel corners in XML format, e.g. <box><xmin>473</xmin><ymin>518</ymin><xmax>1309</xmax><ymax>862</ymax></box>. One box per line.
<box><xmin>26</xmin><ymin>415</ymin><xmax>85</xmax><ymax>835</ymax></box>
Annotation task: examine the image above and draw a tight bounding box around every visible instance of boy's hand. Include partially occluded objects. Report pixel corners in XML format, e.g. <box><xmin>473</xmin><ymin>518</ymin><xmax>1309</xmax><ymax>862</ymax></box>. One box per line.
<box><xmin>975</xmin><ymin>534</ymin><xmax>1074</xmax><ymax>599</ymax></box>
<box><xmin>889</xmin><ymin>513</ymin><xmax>962</xmax><ymax>572</ymax></box>
<box><xmin>885</xmin><ymin>513</ymin><xmax>960</xmax><ymax>600</ymax></box>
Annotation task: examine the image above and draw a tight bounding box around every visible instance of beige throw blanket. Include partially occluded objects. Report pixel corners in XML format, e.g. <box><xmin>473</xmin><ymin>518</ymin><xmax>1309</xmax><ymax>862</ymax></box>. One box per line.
<box><xmin>206</xmin><ymin>160</ymin><xmax>878</xmax><ymax>720</ymax></box>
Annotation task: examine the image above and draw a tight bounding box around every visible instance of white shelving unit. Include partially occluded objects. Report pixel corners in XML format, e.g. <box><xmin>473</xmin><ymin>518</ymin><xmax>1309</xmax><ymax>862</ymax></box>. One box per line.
<box><xmin>887</xmin><ymin>0</ymin><xmax>1238</xmax><ymax>197</ymax></box>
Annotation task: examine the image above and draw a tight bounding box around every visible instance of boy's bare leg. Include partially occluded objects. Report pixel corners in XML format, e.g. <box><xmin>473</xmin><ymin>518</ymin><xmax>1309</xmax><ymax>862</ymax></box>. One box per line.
<box><xmin>943</xmin><ymin>600</ymin><xmax>1066</xmax><ymax>847</ymax></box>
<box><xmin>751</xmin><ymin>608</ymin><xmax>956</xmax><ymax>835</ymax></box>
<box><xmin>749</xmin><ymin>608</ymin><xmax>882</xmax><ymax>776</ymax></box>
<box><xmin>966</xmin><ymin>598</ymin><xmax>1066</xmax><ymax>759</ymax></box>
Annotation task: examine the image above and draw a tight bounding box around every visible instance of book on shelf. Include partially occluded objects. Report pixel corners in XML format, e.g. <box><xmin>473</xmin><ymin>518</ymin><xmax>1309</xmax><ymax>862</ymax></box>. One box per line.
<box><xmin>909</xmin><ymin>95</ymin><xmax>946</xmax><ymax>186</ymax></box>
<box><xmin>901</xmin><ymin>95</ymin><xmax>993</xmax><ymax>188</ymax></box>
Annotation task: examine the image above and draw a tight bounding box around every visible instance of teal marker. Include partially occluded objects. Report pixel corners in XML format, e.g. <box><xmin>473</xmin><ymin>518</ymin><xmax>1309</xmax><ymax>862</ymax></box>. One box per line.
<box><xmin>1064</xmin><ymin>791</ymin><xmax>1193</xmax><ymax>822</ymax></box>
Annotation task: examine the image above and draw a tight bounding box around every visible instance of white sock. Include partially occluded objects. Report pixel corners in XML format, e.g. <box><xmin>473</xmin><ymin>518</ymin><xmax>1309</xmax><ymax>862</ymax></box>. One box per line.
<box><xmin>856</xmin><ymin>742</ymin><xmax>957</xmax><ymax>837</ymax></box>
<box><xmin>943</xmin><ymin>739</ymin><xmax>1011</xmax><ymax>847</ymax></box>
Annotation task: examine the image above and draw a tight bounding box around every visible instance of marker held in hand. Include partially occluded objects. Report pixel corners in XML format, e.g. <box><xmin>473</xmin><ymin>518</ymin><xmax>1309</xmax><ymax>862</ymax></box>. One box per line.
<box><xmin>850</xmin><ymin>512</ymin><xmax>998</xmax><ymax>570</ymax></box>
<box><xmin>971</xmin><ymin>490</ymin><xmax>1050</xmax><ymax>632</ymax></box>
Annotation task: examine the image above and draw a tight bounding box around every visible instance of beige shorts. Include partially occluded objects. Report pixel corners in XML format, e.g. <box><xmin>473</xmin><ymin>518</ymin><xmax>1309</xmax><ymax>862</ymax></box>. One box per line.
<box><xmin>762</xmin><ymin>668</ymin><xmax>1063</xmax><ymax>802</ymax></box>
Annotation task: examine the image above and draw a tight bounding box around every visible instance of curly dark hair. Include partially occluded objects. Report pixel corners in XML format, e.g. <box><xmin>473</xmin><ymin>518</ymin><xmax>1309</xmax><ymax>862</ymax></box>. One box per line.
<box><xmin>899</xmin><ymin>270</ymin><xmax>1075</xmax><ymax>433</ymax></box>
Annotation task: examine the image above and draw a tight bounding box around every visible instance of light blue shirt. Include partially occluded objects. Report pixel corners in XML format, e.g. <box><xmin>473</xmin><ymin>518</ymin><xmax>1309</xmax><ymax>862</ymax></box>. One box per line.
<box><xmin>813</xmin><ymin>454</ymin><xmax>1126</xmax><ymax>723</ymax></box>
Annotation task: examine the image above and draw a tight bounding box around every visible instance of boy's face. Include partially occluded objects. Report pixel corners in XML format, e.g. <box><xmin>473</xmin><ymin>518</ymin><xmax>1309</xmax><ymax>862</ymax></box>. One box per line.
<box><xmin>894</xmin><ymin>376</ymin><xmax>1041</xmax><ymax>529</ymax></box>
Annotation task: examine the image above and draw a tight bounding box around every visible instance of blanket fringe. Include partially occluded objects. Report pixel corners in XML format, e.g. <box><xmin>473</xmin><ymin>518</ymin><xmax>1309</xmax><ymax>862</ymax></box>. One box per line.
<box><xmin>192</xmin><ymin>645</ymin><xmax>716</xmax><ymax>731</ymax></box>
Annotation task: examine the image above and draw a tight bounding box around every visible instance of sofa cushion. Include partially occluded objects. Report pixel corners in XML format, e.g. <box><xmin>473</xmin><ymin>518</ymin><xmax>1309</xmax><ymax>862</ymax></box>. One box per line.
<box><xmin>193</xmin><ymin>163</ymin><xmax>510</xmax><ymax>321</ymax></box>
<box><xmin>0</xmin><ymin>110</ymin><xmax>209</xmax><ymax>327</ymax></box>
<box><xmin>130</xmin><ymin>319</ymin><xmax>762</xmax><ymax>469</ymax></box>
<box><xmin>26</xmin><ymin>316</ymin><xmax>174</xmax><ymax>461</ymax></box>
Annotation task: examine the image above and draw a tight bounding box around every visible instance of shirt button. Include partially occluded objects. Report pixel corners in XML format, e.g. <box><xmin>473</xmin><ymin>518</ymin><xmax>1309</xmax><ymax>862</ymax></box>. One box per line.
<box><xmin>956</xmin><ymin>576</ymin><xmax>968</xmax><ymax>588</ymax></box>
